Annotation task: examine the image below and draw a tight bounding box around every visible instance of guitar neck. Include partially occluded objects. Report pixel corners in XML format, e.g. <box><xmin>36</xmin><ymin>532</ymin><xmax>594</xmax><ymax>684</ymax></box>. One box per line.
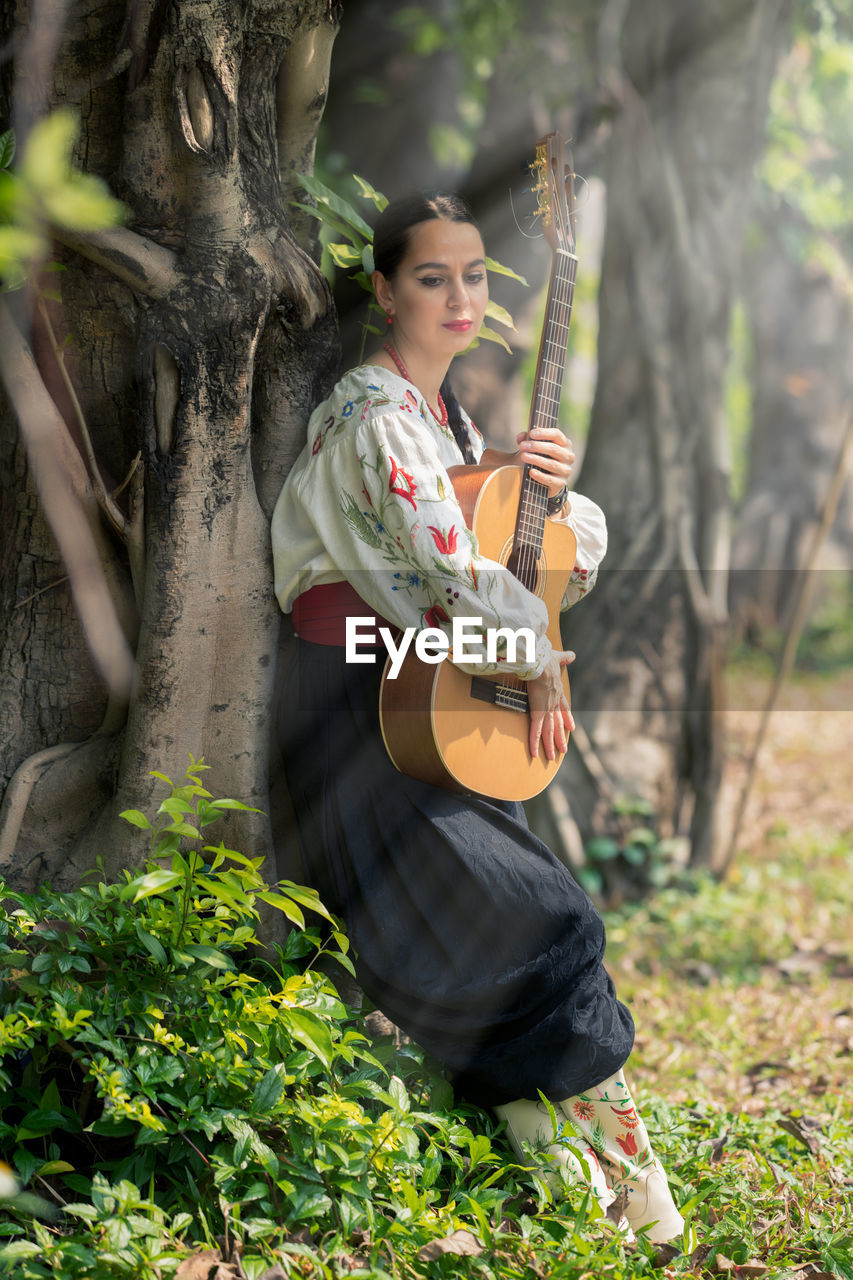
<box><xmin>514</xmin><ymin>248</ymin><xmax>578</xmax><ymax>576</ymax></box>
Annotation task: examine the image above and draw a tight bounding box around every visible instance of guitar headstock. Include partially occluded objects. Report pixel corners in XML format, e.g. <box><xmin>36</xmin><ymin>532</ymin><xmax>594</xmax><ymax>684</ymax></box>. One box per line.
<box><xmin>530</xmin><ymin>132</ymin><xmax>576</xmax><ymax>254</ymax></box>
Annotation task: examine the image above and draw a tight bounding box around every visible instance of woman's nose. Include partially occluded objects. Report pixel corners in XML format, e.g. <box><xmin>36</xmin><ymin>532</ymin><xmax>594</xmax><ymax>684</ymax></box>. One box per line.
<box><xmin>448</xmin><ymin>277</ymin><xmax>468</xmax><ymax>308</ymax></box>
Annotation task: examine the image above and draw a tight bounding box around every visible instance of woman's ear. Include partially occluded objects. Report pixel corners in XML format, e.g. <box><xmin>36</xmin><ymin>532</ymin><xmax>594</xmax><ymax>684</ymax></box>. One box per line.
<box><xmin>372</xmin><ymin>269</ymin><xmax>394</xmax><ymax>315</ymax></box>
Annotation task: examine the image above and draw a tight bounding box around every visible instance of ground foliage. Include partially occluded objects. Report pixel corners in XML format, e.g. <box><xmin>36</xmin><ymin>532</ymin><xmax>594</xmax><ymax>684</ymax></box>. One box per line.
<box><xmin>1</xmin><ymin>733</ymin><xmax>852</xmax><ymax>1279</ymax></box>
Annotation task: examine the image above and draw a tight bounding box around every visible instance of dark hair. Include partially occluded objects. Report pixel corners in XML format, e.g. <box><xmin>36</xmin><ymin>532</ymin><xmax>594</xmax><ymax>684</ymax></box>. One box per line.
<box><xmin>373</xmin><ymin>192</ymin><xmax>479</xmax><ymax>463</ymax></box>
<box><xmin>372</xmin><ymin>191</ymin><xmax>479</xmax><ymax>281</ymax></box>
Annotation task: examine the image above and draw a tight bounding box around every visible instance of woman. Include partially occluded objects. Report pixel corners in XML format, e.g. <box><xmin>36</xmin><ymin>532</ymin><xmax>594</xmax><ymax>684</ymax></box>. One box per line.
<box><xmin>271</xmin><ymin>193</ymin><xmax>688</xmax><ymax>1244</ymax></box>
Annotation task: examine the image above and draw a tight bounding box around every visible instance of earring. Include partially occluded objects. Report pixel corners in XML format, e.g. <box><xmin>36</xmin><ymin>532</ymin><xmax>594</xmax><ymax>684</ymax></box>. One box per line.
<box><xmin>385</xmin><ymin>311</ymin><xmax>393</xmax><ymax>324</ymax></box>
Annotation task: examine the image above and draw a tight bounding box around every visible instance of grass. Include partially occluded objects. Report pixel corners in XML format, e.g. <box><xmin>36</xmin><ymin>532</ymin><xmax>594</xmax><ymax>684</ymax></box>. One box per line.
<box><xmin>2</xmin><ymin>682</ymin><xmax>852</xmax><ymax>1278</ymax></box>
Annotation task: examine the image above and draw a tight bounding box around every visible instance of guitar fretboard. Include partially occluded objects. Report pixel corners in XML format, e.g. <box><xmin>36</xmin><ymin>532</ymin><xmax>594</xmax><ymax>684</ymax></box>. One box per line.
<box><xmin>512</xmin><ymin>248</ymin><xmax>578</xmax><ymax>593</ymax></box>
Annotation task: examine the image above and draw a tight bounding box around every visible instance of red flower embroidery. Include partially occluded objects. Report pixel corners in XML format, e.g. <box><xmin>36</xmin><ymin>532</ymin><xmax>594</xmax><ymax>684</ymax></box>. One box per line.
<box><xmin>424</xmin><ymin>604</ymin><xmax>450</xmax><ymax>629</ymax></box>
<box><xmin>428</xmin><ymin>524</ymin><xmax>458</xmax><ymax>555</ymax></box>
<box><xmin>611</xmin><ymin>1105</ymin><xmax>640</xmax><ymax>1129</ymax></box>
<box><xmin>615</xmin><ymin>1131</ymin><xmax>638</xmax><ymax>1157</ymax></box>
<box><xmin>573</xmin><ymin>1099</ymin><xmax>595</xmax><ymax>1122</ymax></box>
<box><xmin>312</xmin><ymin>432</ymin><xmax>323</xmax><ymax>455</ymax></box>
<box><xmin>389</xmin><ymin>456</ymin><xmax>418</xmax><ymax>508</ymax></box>
<box><xmin>361</xmin><ymin>482</ymin><xmax>373</xmax><ymax>508</ymax></box>
<box><xmin>469</xmin><ymin>562</ymin><xmax>478</xmax><ymax>591</ymax></box>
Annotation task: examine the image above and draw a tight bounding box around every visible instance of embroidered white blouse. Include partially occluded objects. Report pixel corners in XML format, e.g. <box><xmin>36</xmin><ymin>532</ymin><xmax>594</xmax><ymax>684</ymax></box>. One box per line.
<box><xmin>271</xmin><ymin>365</ymin><xmax>607</xmax><ymax>679</ymax></box>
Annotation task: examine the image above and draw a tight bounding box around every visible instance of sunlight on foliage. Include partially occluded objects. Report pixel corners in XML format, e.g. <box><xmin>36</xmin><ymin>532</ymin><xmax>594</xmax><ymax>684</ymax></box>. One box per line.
<box><xmin>1</xmin><ymin>755</ymin><xmax>851</xmax><ymax>1276</ymax></box>
<box><xmin>293</xmin><ymin>171</ymin><xmax>526</xmax><ymax>360</ymax></box>
<box><xmin>0</xmin><ymin>112</ymin><xmax>124</xmax><ymax>291</ymax></box>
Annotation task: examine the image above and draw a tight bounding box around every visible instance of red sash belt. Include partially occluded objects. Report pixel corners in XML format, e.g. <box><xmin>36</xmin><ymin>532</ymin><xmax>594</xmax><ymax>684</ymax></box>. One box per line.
<box><xmin>291</xmin><ymin>581</ymin><xmax>395</xmax><ymax>647</ymax></box>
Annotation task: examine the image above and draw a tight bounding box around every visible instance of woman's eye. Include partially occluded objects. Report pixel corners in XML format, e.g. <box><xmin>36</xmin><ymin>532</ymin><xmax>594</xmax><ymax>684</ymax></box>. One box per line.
<box><xmin>417</xmin><ymin>276</ymin><xmax>444</xmax><ymax>287</ymax></box>
<box><xmin>466</xmin><ymin>273</ymin><xmax>485</xmax><ymax>284</ymax></box>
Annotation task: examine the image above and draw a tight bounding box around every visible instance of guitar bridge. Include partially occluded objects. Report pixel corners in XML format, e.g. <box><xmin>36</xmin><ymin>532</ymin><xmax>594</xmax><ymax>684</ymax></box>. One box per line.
<box><xmin>470</xmin><ymin>677</ymin><xmax>529</xmax><ymax>714</ymax></box>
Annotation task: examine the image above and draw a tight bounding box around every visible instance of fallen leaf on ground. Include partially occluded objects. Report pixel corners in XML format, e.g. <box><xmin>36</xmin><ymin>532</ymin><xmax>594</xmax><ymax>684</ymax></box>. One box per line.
<box><xmin>417</xmin><ymin>1229</ymin><xmax>483</xmax><ymax>1261</ymax></box>
<box><xmin>175</xmin><ymin>1251</ymin><xmax>238</xmax><ymax>1280</ymax></box>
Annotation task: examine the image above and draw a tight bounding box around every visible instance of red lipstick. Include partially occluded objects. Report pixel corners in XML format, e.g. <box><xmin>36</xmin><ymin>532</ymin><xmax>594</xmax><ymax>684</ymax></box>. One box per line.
<box><xmin>443</xmin><ymin>320</ymin><xmax>472</xmax><ymax>332</ymax></box>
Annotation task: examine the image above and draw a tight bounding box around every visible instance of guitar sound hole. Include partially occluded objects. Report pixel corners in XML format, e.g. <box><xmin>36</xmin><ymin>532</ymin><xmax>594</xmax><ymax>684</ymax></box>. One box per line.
<box><xmin>505</xmin><ymin>546</ymin><xmax>542</xmax><ymax>596</ymax></box>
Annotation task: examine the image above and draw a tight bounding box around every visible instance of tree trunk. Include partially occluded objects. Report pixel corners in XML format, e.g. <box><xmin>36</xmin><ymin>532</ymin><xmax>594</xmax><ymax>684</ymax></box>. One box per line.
<box><xmin>732</xmin><ymin>206</ymin><xmax>853</xmax><ymax>633</ymax></box>
<box><xmin>0</xmin><ymin>0</ymin><xmax>340</xmax><ymax>897</ymax></box>
<box><xmin>561</xmin><ymin>0</ymin><xmax>793</xmax><ymax>870</ymax></box>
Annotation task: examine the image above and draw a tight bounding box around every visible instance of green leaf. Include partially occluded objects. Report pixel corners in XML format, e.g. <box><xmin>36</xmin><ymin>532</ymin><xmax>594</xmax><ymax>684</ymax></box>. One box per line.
<box><xmin>476</xmin><ymin>323</ymin><xmax>513</xmax><ymax>353</ymax></box>
<box><xmin>485</xmin><ymin>255</ymin><xmax>528</xmax><ymax>286</ymax></box>
<box><xmin>157</xmin><ymin>796</ymin><xmax>194</xmax><ymax>818</ymax></box>
<box><xmin>0</xmin><ymin>226</ymin><xmax>47</xmax><ymax>274</ymax></box>
<box><xmin>327</xmin><ymin>241</ymin><xmax>363</xmax><ymax>268</ymax></box>
<box><xmin>276</xmin><ymin>882</ymin><xmax>333</xmax><ymax>921</ymax></box>
<box><xmin>253</xmin><ymin>1064</ymin><xmax>287</xmax><ymax>1112</ymax></box>
<box><xmin>41</xmin><ymin>174</ymin><xmax>124</xmax><ymax>231</ymax></box>
<box><xmin>162</xmin><ymin>821</ymin><xmax>200</xmax><ymax>838</ymax></box>
<box><xmin>130</xmin><ymin>869</ymin><xmax>183</xmax><ymax>901</ymax></box>
<box><xmin>0</xmin><ymin>130</ymin><xmax>16</xmax><ymax>170</ymax></box>
<box><xmin>181</xmin><ymin>943</ymin><xmax>234</xmax><ymax>970</ymax></box>
<box><xmin>484</xmin><ymin>298</ymin><xmax>516</xmax><ymax>331</ymax></box>
<box><xmin>353</xmin><ymin>173</ymin><xmax>388</xmax><ymax>211</ymax></box>
<box><xmin>286</xmin><ymin>1007</ymin><xmax>334</xmax><ymax>1068</ymax></box>
<box><xmin>295</xmin><ymin>173</ymin><xmax>373</xmax><ymax>239</ymax></box>
<box><xmin>19</xmin><ymin>109</ymin><xmax>78</xmax><ymax>193</ymax></box>
<box><xmin>135</xmin><ymin>922</ymin><xmax>168</xmax><ymax>964</ymax></box>
<box><xmin>203</xmin><ymin>798</ymin><xmax>263</xmax><ymax>813</ymax></box>
<box><xmin>257</xmin><ymin>891</ymin><xmax>305</xmax><ymax>928</ymax></box>
<box><xmin>119</xmin><ymin>808</ymin><xmax>154</xmax><ymax>830</ymax></box>
<box><xmin>0</xmin><ymin>1242</ymin><xmax>43</xmax><ymax>1259</ymax></box>
<box><xmin>38</xmin><ymin>1160</ymin><xmax>74</xmax><ymax>1176</ymax></box>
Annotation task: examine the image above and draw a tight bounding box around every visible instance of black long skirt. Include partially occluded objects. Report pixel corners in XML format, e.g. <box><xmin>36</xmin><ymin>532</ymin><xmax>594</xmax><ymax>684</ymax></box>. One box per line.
<box><xmin>278</xmin><ymin>638</ymin><xmax>634</xmax><ymax>1108</ymax></box>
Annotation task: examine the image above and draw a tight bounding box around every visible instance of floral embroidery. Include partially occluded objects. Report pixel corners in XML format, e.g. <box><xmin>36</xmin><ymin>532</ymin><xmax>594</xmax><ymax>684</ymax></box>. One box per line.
<box><xmin>361</xmin><ymin>482</ymin><xmax>373</xmax><ymax>508</ymax></box>
<box><xmin>312</xmin><ymin>432</ymin><xmax>323</xmax><ymax>456</ymax></box>
<box><xmin>388</xmin><ymin>456</ymin><xmax>418</xmax><ymax>509</ymax></box>
<box><xmin>428</xmin><ymin>524</ymin><xmax>458</xmax><ymax>555</ymax></box>
<box><xmin>342</xmin><ymin>400</ymin><xmax>354</xmax><ymax>417</ymax></box>
<box><xmin>424</xmin><ymin>604</ymin><xmax>450</xmax><ymax>628</ymax></box>
<box><xmin>614</xmin><ymin>1131</ymin><xmax>638</xmax><ymax>1157</ymax></box>
<box><xmin>610</xmin><ymin>1104</ymin><xmax>640</xmax><ymax>1130</ymax></box>
<box><xmin>573</xmin><ymin>1098</ymin><xmax>595</xmax><ymax>1122</ymax></box>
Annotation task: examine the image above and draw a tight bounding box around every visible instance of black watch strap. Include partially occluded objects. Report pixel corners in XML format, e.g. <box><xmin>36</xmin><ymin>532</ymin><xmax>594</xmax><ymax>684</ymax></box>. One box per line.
<box><xmin>545</xmin><ymin>486</ymin><xmax>569</xmax><ymax>516</ymax></box>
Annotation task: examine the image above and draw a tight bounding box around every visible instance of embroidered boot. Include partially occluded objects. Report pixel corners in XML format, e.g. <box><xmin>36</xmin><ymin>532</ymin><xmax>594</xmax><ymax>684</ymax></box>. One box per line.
<box><xmin>494</xmin><ymin>1097</ymin><xmax>623</xmax><ymax>1224</ymax></box>
<box><xmin>558</xmin><ymin>1069</ymin><xmax>690</xmax><ymax>1245</ymax></box>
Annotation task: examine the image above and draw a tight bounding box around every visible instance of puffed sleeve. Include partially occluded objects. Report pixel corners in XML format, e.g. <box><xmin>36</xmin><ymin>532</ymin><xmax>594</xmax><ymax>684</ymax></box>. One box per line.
<box><xmin>296</xmin><ymin>408</ymin><xmax>554</xmax><ymax>678</ymax></box>
<box><xmin>551</xmin><ymin>491</ymin><xmax>607</xmax><ymax>610</ymax></box>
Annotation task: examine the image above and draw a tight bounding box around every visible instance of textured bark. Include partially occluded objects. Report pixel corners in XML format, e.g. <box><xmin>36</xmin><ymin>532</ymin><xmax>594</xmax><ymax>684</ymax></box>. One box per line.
<box><xmin>732</xmin><ymin>208</ymin><xmax>853</xmax><ymax>631</ymax></box>
<box><xmin>0</xmin><ymin>0</ymin><xmax>341</xmax><ymax>896</ymax></box>
<box><xmin>560</xmin><ymin>0</ymin><xmax>794</xmax><ymax>869</ymax></box>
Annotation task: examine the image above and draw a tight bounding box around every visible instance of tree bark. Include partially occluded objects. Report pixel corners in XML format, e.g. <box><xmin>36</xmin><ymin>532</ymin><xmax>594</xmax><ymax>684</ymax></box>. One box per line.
<box><xmin>732</xmin><ymin>206</ymin><xmax>853</xmax><ymax>632</ymax></box>
<box><xmin>0</xmin><ymin>0</ymin><xmax>341</xmax><ymax>896</ymax></box>
<box><xmin>561</xmin><ymin>0</ymin><xmax>793</xmax><ymax>869</ymax></box>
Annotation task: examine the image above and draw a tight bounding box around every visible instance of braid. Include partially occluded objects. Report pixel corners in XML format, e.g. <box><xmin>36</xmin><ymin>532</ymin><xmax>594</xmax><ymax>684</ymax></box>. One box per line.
<box><xmin>440</xmin><ymin>375</ymin><xmax>476</xmax><ymax>465</ymax></box>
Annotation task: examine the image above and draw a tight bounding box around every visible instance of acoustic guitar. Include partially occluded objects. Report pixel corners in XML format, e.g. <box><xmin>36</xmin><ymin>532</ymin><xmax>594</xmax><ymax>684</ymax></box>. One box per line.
<box><xmin>379</xmin><ymin>133</ymin><xmax>580</xmax><ymax>801</ymax></box>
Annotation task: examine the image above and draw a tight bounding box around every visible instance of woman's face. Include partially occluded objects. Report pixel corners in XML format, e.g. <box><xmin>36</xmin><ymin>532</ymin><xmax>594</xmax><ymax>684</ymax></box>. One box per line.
<box><xmin>374</xmin><ymin>218</ymin><xmax>489</xmax><ymax>364</ymax></box>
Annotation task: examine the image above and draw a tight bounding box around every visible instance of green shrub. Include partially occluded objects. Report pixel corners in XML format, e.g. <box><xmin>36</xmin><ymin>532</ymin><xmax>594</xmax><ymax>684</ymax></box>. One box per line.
<box><xmin>0</xmin><ymin>760</ymin><xmax>616</xmax><ymax>1278</ymax></box>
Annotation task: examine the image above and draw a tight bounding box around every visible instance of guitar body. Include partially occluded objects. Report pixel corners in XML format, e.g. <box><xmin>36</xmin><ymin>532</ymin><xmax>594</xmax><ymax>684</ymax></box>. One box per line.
<box><xmin>379</xmin><ymin>464</ymin><xmax>577</xmax><ymax>801</ymax></box>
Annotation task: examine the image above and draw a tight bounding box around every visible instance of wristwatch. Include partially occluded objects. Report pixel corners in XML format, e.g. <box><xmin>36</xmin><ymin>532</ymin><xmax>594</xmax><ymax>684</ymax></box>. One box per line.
<box><xmin>545</xmin><ymin>485</ymin><xmax>569</xmax><ymax>516</ymax></box>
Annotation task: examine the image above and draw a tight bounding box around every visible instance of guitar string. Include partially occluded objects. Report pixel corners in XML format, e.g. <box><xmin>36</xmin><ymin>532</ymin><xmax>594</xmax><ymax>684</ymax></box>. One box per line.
<box><xmin>503</xmin><ymin>251</ymin><xmax>577</xmax><ymax>701</ymax></box>
<box><xmin>514</xmin><ymin>253</ymin><xmax>576</xmax><ymax>598</ymax></box>
<box><xmin>514</xmin><ymin>255</ymin><xmax>575</xmax><ymax>608</ymax></box>
<box><xmin>513</xmin><ymin>260</ymin><xmax>573</xmax><ymax>612</ymax></box>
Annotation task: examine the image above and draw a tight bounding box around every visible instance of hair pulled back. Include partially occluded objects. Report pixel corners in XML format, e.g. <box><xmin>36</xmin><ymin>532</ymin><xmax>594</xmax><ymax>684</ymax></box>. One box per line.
<box><xmin>373</xmin><ymin>192</ymin><xmax>480</xmax><ymax>463</ymax></box>
<box><xmin>372</xmin><ymin>191</ymin><xmax>478</xmax><ymax>281</ymax></box>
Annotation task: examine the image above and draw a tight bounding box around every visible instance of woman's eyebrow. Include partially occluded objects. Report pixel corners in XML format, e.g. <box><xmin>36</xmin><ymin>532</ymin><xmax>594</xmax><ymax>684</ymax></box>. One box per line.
<box><xmin>413</xmin><ymin>258</ymin><xmax>486</xmax><ymax>271</ymax></box>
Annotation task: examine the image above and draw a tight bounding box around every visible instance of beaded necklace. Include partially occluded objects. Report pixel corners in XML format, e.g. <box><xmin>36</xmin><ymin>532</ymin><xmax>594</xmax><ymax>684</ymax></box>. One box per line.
<box><xmin>382</xmin><ymin>342</ymin><xmax>449</xmax><ymax>427</ymax></box>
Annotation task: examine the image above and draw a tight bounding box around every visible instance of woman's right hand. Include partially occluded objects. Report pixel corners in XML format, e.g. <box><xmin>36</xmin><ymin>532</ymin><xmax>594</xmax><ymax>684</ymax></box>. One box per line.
<box><xmin>527</xmin><ymin>649</ymin><xmax>576</xmax><ymax>760</ymax></box>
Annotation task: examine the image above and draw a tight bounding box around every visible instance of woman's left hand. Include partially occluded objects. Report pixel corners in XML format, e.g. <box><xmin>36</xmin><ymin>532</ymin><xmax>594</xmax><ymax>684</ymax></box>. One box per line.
<box><xmin>515</xmin><ymin>427</ymin><xmax>575</xmax><ymax>499</ymax></box>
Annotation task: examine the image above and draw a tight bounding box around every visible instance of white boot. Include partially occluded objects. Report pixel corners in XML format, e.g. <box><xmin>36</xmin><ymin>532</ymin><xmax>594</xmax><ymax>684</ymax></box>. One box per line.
<box><xmin>558</xmin><ymin>1069</ymin><xmax>690</xmax><ymax>1245</ymax></box>
<box><xmin>494</xmin><ymin>1097</ymin><xmax>623</xmax><ymax>1225</ymax></box>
